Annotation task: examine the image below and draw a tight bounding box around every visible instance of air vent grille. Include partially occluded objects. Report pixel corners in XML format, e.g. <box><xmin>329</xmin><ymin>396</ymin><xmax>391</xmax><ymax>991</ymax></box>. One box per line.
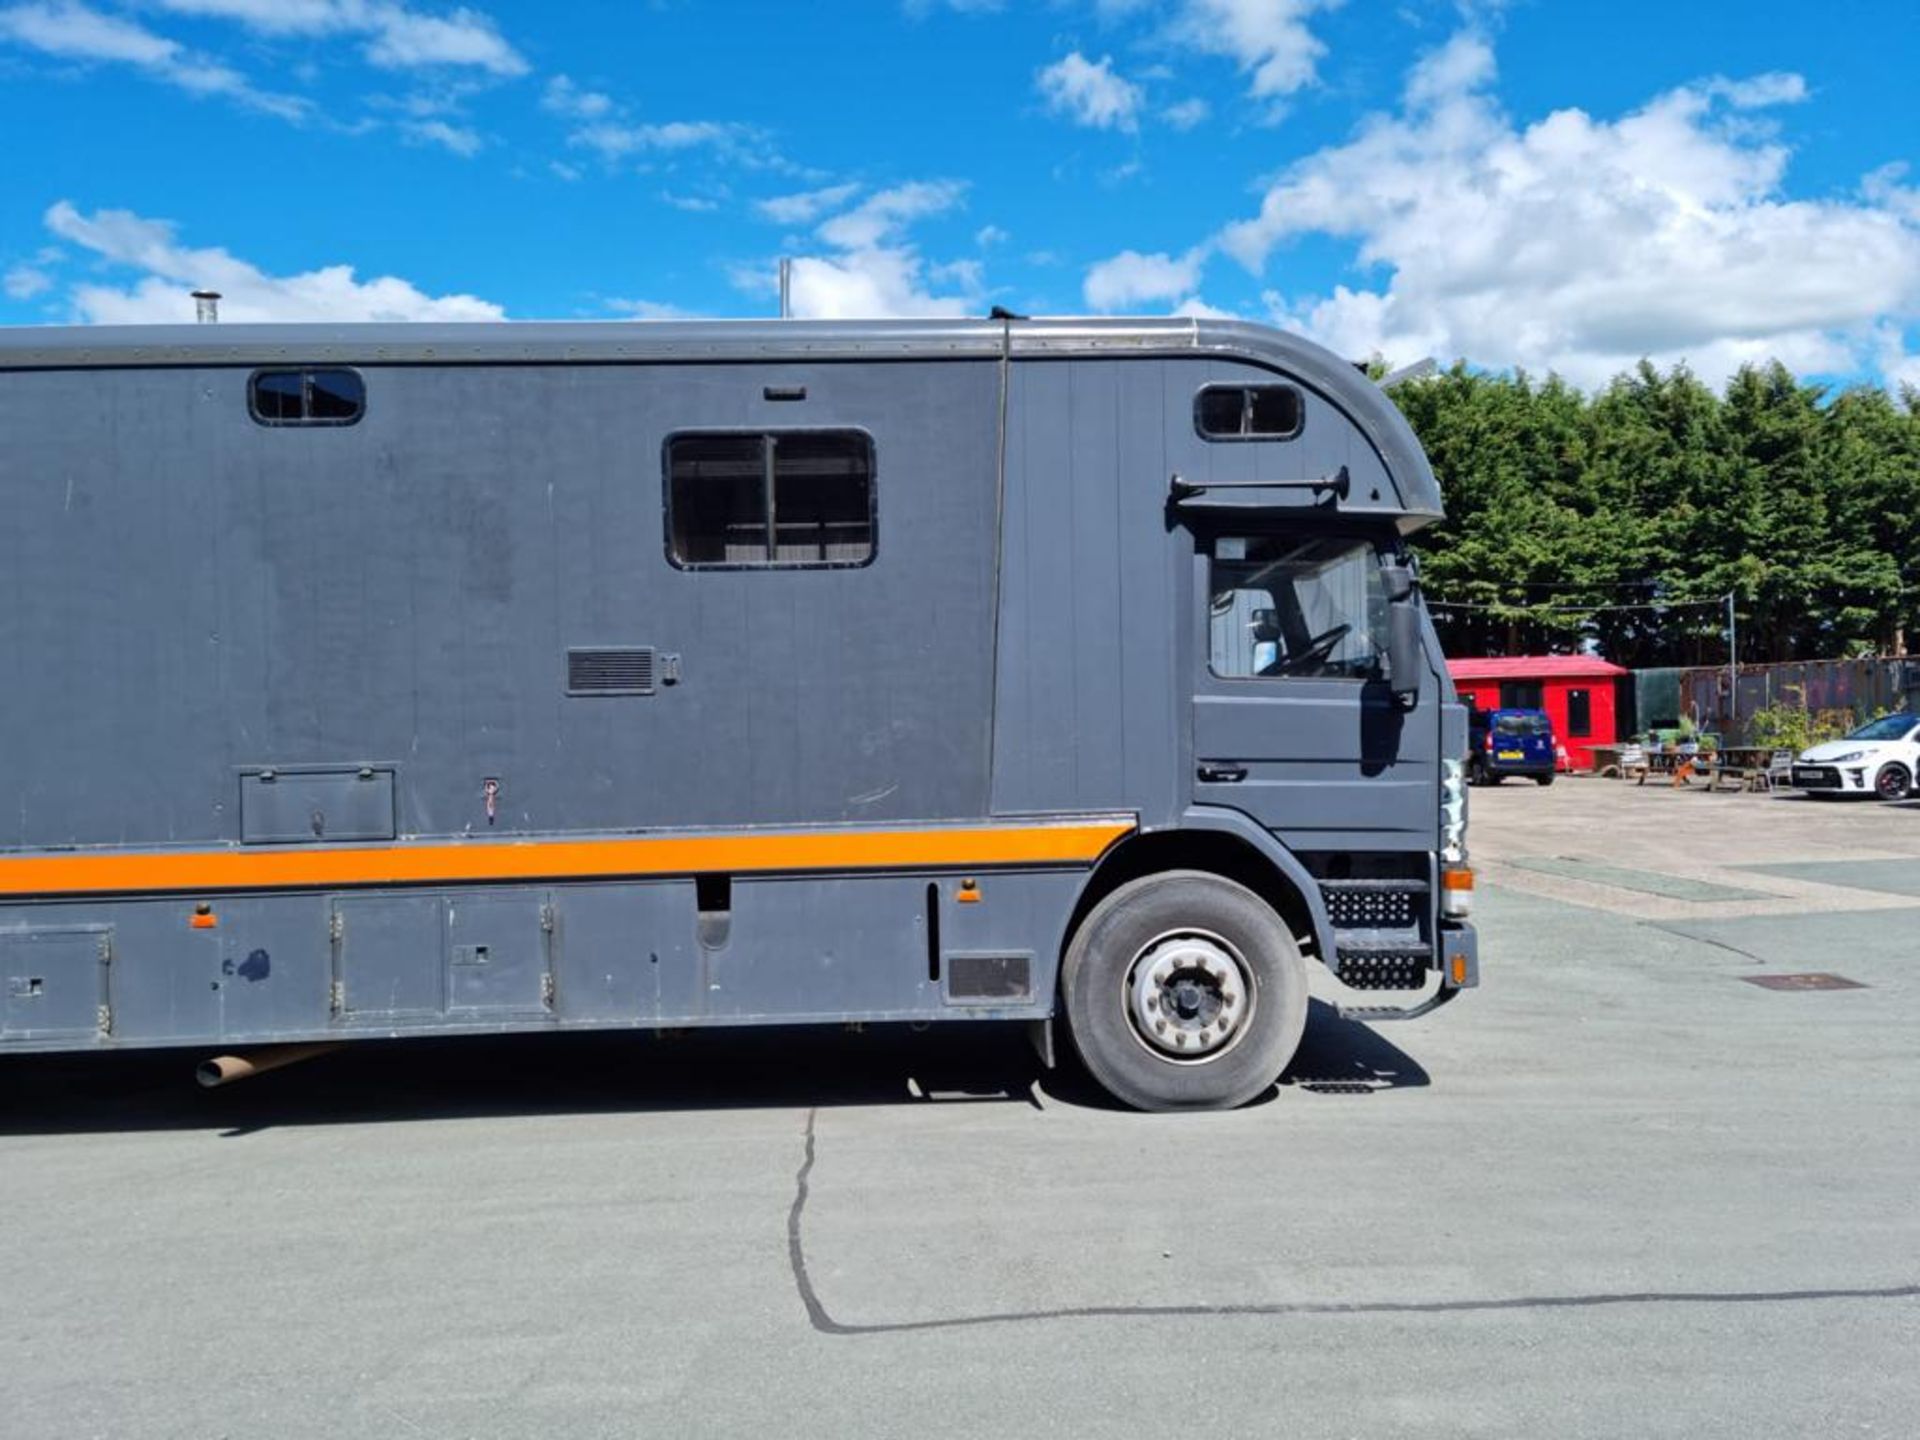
<box><xmin>566</xmin><ymin>647</ymin><xmax>655</xmax><ymax>696</ymax></box>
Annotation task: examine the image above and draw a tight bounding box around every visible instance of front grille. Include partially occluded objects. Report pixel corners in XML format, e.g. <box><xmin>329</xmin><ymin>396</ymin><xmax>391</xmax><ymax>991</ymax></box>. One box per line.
<box><xmin>1322</xmin><ymin>879</ymin><xmax>1429</xmax><ymax>930</ymax></box>
<box><xmin>1791</xmin><ymin>766</ymin><xmax>1839</xmax><ymax>789</ymax></box>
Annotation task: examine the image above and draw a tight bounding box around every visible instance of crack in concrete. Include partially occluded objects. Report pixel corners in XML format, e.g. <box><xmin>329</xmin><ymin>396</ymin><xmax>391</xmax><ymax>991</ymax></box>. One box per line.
<box><xmin>787</xmin><ymin>1107</ymin><xmax>1919</xmax><ymax>1336</ymax></box>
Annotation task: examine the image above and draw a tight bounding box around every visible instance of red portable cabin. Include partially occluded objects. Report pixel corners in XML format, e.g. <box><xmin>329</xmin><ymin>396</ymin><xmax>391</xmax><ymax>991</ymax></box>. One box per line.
<box><xmin>1446</xmin><ymin>655</ymin><xmax>1627</xmax><ymax>772</ymax></box>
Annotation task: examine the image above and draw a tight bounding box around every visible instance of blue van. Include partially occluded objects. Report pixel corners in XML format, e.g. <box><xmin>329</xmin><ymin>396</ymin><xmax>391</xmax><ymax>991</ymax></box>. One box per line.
<box><xmin>1468</xmin><ymin>707</ymin><xmax>1557</xmax><ymax>786</ymax></box>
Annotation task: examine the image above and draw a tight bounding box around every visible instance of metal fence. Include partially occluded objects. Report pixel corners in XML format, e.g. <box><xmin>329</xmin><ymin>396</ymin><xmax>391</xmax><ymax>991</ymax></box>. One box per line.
<box><xmin>1665</xmin><ymin>657</ymin><xmax>1920</xmax><ymax>742</ymax></box>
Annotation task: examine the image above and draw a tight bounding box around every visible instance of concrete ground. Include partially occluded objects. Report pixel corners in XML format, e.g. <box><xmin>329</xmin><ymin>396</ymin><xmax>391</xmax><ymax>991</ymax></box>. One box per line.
<box><xmin>2</xmin><ymin>780</ymin><xmax>1916</xmax><ymax>1438</ymax></box>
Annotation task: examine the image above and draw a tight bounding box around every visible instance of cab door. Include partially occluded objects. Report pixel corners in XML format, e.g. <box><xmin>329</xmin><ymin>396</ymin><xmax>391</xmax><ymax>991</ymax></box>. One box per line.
<box><xmin>1189</xmin><ymin>530</ymin><xmax>1436</xmax><ymax>851</ymax></box>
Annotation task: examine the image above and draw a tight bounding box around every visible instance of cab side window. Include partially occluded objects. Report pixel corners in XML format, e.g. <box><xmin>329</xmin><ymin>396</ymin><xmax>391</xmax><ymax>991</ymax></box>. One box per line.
<box><xmin>1209</xmin><ymin>535</ymin><xmax>1387</xmax><ymax>680</ymax></box>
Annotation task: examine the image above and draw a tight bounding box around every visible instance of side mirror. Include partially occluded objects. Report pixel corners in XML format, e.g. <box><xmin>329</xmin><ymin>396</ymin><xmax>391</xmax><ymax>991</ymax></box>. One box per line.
<box><xmin>1381</xmin><ymin>563</ymin><xmax>1421</xmax><ymax>705</ymax></box>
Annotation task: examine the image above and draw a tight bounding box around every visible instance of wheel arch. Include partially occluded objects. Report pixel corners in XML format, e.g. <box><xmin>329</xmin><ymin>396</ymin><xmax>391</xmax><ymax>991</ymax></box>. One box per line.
<box><xmin>1065</xmin><ymin>809</ymin><xmax>1335</xmax><ymax>974</ymax></box>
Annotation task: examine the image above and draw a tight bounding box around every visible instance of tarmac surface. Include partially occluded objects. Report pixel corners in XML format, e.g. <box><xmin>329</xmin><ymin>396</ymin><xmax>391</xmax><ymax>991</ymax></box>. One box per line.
<box><xmin>2</xmin><ymin>780</ymin><xmax>1916</xmax><ymax>1438</ymax></box>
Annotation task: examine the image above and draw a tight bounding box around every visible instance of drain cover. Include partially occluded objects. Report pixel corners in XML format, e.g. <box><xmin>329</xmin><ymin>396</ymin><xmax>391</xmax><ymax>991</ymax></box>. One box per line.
<box><xmin>1741</xmin><ymin>973</ymin><xmax>1866</xmax><ymax>991</ymax></box>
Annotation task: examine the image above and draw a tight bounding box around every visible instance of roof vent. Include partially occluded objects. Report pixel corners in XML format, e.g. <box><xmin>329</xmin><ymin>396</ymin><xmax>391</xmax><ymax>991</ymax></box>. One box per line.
<box><xmin>191</xmin><ymin>290</ymin><xmax>221</xmax><ymax>324</ymax></box>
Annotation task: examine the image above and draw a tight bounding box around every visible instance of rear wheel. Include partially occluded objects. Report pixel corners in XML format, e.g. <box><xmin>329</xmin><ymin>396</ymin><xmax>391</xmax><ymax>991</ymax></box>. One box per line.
<box><xmin>1875</xmin><ymin>762</ymin><xmax>1911</xmax><ymax>802</ymax></box>
<box><xmin>1535</xmin><ymin>772</ymin><xmax>1555</xmax><ymax>787</ymax></box>
<box><xmin>1062</xmin><ymin>871</ymin><xmax>1308</xmax><ymax>1112</ymax></box>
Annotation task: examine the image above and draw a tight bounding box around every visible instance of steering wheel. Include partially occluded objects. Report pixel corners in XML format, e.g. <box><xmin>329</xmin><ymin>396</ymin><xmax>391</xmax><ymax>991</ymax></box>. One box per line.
<box><xmin>1274</xmin><ymin>623</ymin><xmax>1351</xmax><ymax>674</ymax></box>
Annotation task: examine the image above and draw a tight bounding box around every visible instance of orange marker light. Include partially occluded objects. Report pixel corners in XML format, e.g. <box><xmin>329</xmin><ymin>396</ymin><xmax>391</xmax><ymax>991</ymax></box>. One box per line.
<box><xmin>957</xmin><ymin>878</ymin><xmax>982</xmax><ymax>904</ymax></box>
<box><xmin>1441</xmin><ymin>867</ymin><xmax>1475</xmax><ymax>892</ymax></box>
<box><xmin>190</xmin><ymin>904</ymin><xmax>218</xmax><ymax>930</ymax></box>
<box><xmin>1450</xmin><ymin>953</ymin><xmax>1468</xmax><ymax>986</ymax></box>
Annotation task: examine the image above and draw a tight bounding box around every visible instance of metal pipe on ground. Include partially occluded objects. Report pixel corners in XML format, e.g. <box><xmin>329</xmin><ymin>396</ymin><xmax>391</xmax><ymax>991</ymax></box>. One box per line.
<box><xmin>196</xmin><ymin>1042</ymin><xmax>342</xmax><ymax>1089</ymax></box>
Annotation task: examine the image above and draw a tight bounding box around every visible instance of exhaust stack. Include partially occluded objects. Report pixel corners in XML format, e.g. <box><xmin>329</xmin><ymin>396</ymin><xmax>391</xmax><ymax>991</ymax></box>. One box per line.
<box><xmin>191</xmin><ymin>290</ymin><xmax>221</xmax><ymax>324</ymax></box>
<box><xmin>196</xmin><ymin>1041</ymin><xmax>340</xmax><ymax>1088</ymax></box>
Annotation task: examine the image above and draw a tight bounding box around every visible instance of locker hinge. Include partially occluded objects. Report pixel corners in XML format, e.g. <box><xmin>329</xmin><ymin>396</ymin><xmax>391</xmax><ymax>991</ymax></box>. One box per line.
<box><xmin>96</xmin><ymin>934</ymin><xmax>113</xmax><ymax>963</ymax></box>
<box><xmin>329</xmin><ymin>979</ymin><xmax>344</xmax><ymax>1015</ymax></box>
<box><xmin>96</xmin><ymin>1003</ymin><xmax>112</xmax><ymax>1034</ymax></box>
<box><xmin>541</xmin><ymin>973</ymin><xmax>556</xmax><ymax>1009</ymax></box>
<box><xmin>329</xmin><ymin>910</ymin><xmax>345</xmax><ymax>943</ymax></box>
<box><xmin>539</xmin><ymin>903</ymin><xmax>555</xmax><ymax>934</ymax></box>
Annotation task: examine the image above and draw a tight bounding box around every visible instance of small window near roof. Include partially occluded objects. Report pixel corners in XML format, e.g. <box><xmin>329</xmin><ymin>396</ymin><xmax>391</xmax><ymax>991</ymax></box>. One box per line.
<box><xmin>666</xmin><ymin>429</ymin><xmax>874</xmax><ymax>569</ymax></box>
<box><xmin>249</xmin><ymin>368</ymin><xmax>365</xmax><ymax>426</ymax></box>
<box><xmin>1195</xmin><ymin>383</ymin><xmax>1303</xmax><ymax>441</ymax></box>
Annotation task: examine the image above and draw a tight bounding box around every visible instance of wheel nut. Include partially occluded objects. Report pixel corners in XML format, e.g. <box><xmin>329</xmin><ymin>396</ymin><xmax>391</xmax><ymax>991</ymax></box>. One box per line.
<box><xmin>1154</xmin><ymin>1019</ymin><xmax>1167</xmax><ymax>1033</ymax></box>
<box><xmin>1174</xmin><ymin>1033</ymin><xmax>1188</xmax><ymax>1047</ymax></box>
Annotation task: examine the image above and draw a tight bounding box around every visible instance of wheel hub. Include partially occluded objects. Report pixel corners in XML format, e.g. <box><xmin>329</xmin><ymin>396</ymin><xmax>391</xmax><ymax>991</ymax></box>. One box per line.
<box><xmin>1125</xmin><ymin>932</ymin><xmax>1252</xmax><ymax>1063</ymax></box>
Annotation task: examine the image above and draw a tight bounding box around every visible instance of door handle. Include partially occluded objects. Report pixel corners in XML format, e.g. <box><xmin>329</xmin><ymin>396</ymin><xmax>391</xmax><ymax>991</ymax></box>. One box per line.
<box><xmin>1197</xmin><ymin>763</ymin><xmax>1248</xmax><ymax>784</ymax></box>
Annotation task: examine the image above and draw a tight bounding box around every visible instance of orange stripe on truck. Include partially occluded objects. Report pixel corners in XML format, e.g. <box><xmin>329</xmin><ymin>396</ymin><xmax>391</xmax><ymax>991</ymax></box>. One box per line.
<box><xmin>0</xmin><ymin>817</ymin><xmax>1137</xmax><ymax>899</ymax></box>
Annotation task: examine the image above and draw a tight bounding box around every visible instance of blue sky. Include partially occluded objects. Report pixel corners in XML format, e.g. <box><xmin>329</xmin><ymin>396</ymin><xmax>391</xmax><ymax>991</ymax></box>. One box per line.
<box><xmin>2</xmin><ymin>0</ymin><xmax>1918</xmax><ymax>389</ymax></box>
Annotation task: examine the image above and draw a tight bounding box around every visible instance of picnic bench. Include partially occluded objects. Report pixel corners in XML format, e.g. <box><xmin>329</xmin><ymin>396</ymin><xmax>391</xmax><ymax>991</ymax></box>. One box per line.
<box><xmin>1593</xmin><ymin>744</ymin><xmax>1793</xmax><ymax>791</ymax></box>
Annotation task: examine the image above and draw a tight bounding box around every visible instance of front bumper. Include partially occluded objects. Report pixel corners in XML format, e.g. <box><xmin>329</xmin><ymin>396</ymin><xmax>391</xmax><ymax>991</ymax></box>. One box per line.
<box><xmin>1790</xmin><ymin>763</ymin><xmax>1870</xmax><ymax>793</ymax></box>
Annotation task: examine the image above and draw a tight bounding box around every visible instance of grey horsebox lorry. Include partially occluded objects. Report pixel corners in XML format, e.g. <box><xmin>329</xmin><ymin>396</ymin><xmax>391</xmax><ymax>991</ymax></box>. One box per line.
<box><xmin>0</xmin><ymin>315</ymin><xmax>1475</xmax><ymax>1110</ymax></box>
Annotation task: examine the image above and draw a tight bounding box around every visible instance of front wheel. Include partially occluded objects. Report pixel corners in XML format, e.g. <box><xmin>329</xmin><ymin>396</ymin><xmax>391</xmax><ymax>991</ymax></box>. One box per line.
<box><xmin>1875</xmin><ymin>762</ymin><xmax>1912</xmax><ymax>802</ymax></box>
<box><xmin>1061</xmin><ymin>871</ymin><xmax>1308</xmax><ymax>1111</ymax></box>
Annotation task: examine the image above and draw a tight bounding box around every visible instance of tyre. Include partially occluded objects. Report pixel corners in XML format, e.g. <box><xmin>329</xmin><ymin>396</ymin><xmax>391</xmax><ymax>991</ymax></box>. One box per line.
<box><xmin>1535</xmin><ymin>772</ymin><xmax>1554</xmax><ymax>787</ymax></box>
<box><xmin>1874</xmin><ymin>762</ymin><xmax>1911</xmax><ymax>802</ymax></box>
<box><xmin>1061</xmin><ymin>871</ymin><xmax>1308</xmax><ymax>1112</ymax></box>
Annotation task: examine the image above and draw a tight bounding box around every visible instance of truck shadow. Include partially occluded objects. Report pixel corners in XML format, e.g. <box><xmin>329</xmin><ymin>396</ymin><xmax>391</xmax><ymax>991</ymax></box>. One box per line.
<box><xmin>0</xmin><ymin>1003</ymin><xmax>1429</xmax><ymax>1136</ymax></box>
<box><xmin>1282</xmin><ymin>1000</ymin><xmax>1432</xmax><ymax>1094</ymax></box>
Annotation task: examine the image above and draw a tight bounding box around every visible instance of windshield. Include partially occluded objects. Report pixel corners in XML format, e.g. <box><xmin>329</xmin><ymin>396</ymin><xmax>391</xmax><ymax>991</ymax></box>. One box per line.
<box><xmin>1494</xmin><ymin>713</ymin><xmax>1550</xmax><ymax>736</ymax></box>
<box><xmin>1209</xmin><ymin>535</ymin><xmax>1388</xmax><ymax>680</ymax></box>
<box><xmin>1847</xmin><ymin>713</ymin><xmax>1918</xmax><ymax>742</ymax></box>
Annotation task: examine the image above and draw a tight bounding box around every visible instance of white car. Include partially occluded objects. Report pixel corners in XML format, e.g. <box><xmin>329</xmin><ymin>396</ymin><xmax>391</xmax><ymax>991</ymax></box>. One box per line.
<box><xmin>1788</xmin><ymin>712</ymin><xmax>1920</xmax><ymax>800</ymax></box>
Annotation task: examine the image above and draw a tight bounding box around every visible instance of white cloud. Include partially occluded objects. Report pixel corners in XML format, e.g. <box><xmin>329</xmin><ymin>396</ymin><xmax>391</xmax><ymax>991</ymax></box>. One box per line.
<box><xmin>606</xmin><ymin>297</ymin><xmax>701</xmax><ymax>320</ymax></box>
<box><xmin>1</xmin><ymin>0</ymin><xmax>173</xmax><ymax>62</ymax></box>
<box><xmin>782</xmin><ymin>249</ymin><xmax>976</xmax><ymax>320</ymax></box>
<box><xmin>542</xmin><ymin>74</ymin><xmax>612</xmax><ymax>119</ymax></box>
<box><xmin>735</xmin><ymin>178</ymin><xmax>979</xmax><ymax>319</ymax></box>
<box><xmin>1172</xmin><ymin>295</ymin><xmax>1240</xmax><ymax>320</ymax></box>
<box><xmin>1216</xmin><ymin>33</ymin><xmax>1920</xmax><ymax>387</ymax></box>
<box><xmin>1170</xmin><ymin>0</ymin><xmax>1337</xmax><ymax>102</ymax></box>
<box><xmin>153</xmin><ymin>0</ymin><xmax>527</xmax><ymax>75</ymax></box>
<box><xmin>1083</xmin><ymin>247</ymin><xmax>1208</xmax><ymax>310</ymax></box>
<box><xmin>43</xmin><ymin>200</ymin><xmax>504</xmax><ymax>322</ymax></box>
<box><xmin>0</xmin><ymin>0</ymin><xmax>309</xmax><ymax>118</ymax></box>
<box><xmin>569</xmin><ymin>119</ymin><xmax>755</xmax><ymax>161</ymax></box>
<box><xmin>399</xmin><ymin>117</ymin><xmax>481</xmax><ymax>155</ymax></box>
<box><xmin>1162</xmin><ymin>96</ymin><xmax>1210</xmax><ymax>130</ymax></box>
<box><xmin>5</xmin><ymin>262</ymin><xmax>54</xmax><ymax>299</ymax></box>
<box><xmin>660</xmin><ymin>190</ymin><xmax>720</xmax><ymax>213</ymax></box>
<box><xmin>1863</xmin><ymin>163</ymin><xmax>1920</xmax><ymax>226</ymax></box>
<box><xmin>1036</xmin><ymin>51</ymin><xmax>1143</xmax><ymax>132</ymax></box>
<box><xmin>816</xmin><ymin>180</ymin><xmax>966</xmax><ymax>249</ymax></box>
<box><xmin>362</xmin><ymin>6</ymin><xmax>522</xmax><ymax>74</ymax></box>
<box><xmin>975</xmin><ymin>223</ymin><xmax>1009</xmax><ymax>247</ymax></box>
<box><xmin>1705</xmin><ymin>71</ymin><xmax>1809</xmax><ymax>109</ymax></box>
<box><xmin>755</xmin><ymin>183</ymin><xmax>860</xmax><ymax>226</ymax></box>
<box><xmin>1401</xmin><ymin>29</ymin><xmax>1493</xmax><ymax>110</ymax></box>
